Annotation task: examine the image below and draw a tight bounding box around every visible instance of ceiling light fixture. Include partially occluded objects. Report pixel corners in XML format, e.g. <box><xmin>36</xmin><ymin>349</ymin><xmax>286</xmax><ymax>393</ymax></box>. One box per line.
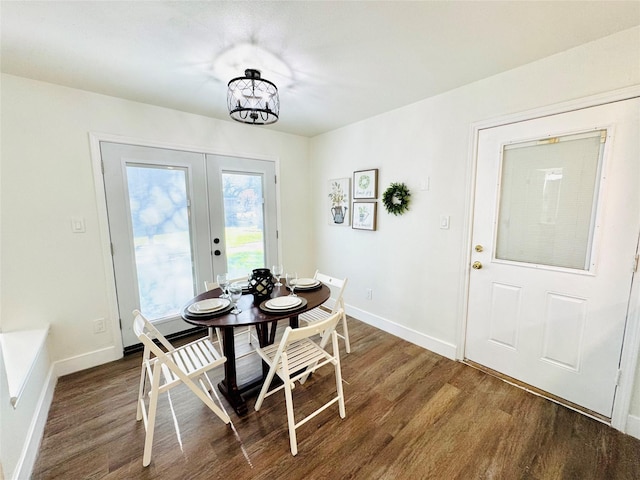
<box><xmin>227</xmin><ymin>68</ymin><xmax>279</xmax><ymax>125</ymax></box>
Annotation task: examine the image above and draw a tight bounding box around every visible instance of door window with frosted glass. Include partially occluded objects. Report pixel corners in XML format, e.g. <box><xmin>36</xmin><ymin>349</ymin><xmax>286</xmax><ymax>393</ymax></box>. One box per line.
<box><xmin>495</xmin><ymin>130</ymin><xmax>606</xmax><ymax>271</ymax></box>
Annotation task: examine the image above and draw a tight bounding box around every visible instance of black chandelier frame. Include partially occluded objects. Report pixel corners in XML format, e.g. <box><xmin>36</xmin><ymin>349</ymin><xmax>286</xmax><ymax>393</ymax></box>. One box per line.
<box><xmin>227</xmin><ymin>69</ymin><xmax>279</xmax><ymax>125</ymax></box>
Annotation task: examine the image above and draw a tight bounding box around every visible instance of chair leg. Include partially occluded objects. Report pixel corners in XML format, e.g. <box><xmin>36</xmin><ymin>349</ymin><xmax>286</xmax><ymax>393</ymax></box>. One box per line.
<box><xmin>213</xmin><ymin>327</ymin><xmax>223</xmax><ymax>347</ymax></box>
<box><xmin>341</xmin><ymin>312</ymin><xmax>351</xmax><ymax>354</ymax></box>
<box><xmin>192</xmin><ymin>375</ymin><xmax>231</xmax><ymax>424</ymax></box>
<box><xmin>142</xmin><ymin>363</ymin><xmax>162</xmax><ymax>467</ymax></box>
<box><xmin>333</xmin><ymin>333</ymin><xmax>346</xmax><ymax>418</ymax></box>
<box><xmin>255</xmin><ymin>358</ymin><xmax>279</xmax><ymax>411</ymax></box>
<box><xmin>283</xmin><ymin>374</ymin><xmax>298</xmax><ymax>456</ymax></box>
<box><xmin>136</xmin><ymin>364</ymin><xmax>146</xmax><ymax>421</ymax></box>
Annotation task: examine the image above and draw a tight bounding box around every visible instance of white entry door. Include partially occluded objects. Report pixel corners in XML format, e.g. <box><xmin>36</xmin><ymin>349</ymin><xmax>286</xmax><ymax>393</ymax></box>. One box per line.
<box><xmin>101</xmin><ymin>142</ymin><xmax>277</xmax><ymax>348</ymax></box>
<box><xmin>465</xmin><ymin>98</ymin><xmax>639</xmax><ymax>417</ymax></box>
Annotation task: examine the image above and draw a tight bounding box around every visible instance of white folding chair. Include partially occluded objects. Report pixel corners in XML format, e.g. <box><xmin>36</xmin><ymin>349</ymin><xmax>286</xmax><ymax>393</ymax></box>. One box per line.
<box><xmin>299</xmin><ymin>271</ymin><xmax>351</xmax><ymax>353</ymax></box>
<box><xmin>133</xmin><ymin>310</ymin><xmax>230</xmax><ymax>467</ymax></box>
<box><xmin>204</xmin><ymin>280</ymin><xmax>255</xmax><ymax>350</ymax></box>
<box><xmin>254</xmin><ymin>309</ymin><xmax>346</xmax><ymax>456</ymax></box>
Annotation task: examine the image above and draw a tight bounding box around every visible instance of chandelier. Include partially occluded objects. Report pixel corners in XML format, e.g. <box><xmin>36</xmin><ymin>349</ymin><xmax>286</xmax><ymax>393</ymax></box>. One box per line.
<box><xmin>227</xmin><ymin>69</ymin><xmax>279</xmax><ymax>125</ymax></box>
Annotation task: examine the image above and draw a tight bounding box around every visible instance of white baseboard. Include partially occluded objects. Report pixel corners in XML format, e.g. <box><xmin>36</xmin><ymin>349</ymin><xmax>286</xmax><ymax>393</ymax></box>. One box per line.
<box><xmin>54</xmin><ymin>345</ymin><xmax>122</xmax><ymax>378</ymax></box>
<box><xmin>626</xmin><ymin>414</ymin><xmax>640</xmax><ymax>440</ymax></box>
<box><xmin>344</xmin><ymin>303</ymin><xmax>457</xmax><ymax>360</ymax></box>
<box><xmin>12</xmin><ymin>365</ymin><xmax>57</xmax><ymax>480</ymax></box>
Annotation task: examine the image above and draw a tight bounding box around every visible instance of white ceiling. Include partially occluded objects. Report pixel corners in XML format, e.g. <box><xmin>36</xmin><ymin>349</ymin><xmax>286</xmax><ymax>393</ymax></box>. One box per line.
<box><xmin>2</xmin><ymin>1</ymin><xmax>639</xmax><ymax>137</ymax></box>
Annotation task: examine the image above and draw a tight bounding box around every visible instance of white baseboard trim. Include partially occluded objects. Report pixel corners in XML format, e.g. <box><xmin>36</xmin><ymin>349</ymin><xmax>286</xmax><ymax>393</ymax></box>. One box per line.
<box><xmin>12</xmin><ymin>365</ymin><xmax>57</xmax><ymax>480</ymax></box>
<box><xmin>54</xmin><ymin>345</ymin><xmax>122</xmax><ymax>378</ymax></box>
<box><xmin>345</xmin><ymin>303</ymin><xmax>457</xmax><ymax>360</ymax></box>
<box><xmin>626</xmin><ymin>414</ymin><xmax>640</xmax><ymax>440</ymax></box>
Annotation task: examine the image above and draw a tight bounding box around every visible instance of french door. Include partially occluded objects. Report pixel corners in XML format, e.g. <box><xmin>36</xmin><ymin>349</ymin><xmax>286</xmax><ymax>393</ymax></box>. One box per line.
<box><xmin>101</xmin><ymin>142</ymin><xmax>277</xmax><ymax>348</ymax></box>
<box><xmin>465</xmin><ymin>98</ymin><xmax>639</xmax><ymax>417</ymax></box>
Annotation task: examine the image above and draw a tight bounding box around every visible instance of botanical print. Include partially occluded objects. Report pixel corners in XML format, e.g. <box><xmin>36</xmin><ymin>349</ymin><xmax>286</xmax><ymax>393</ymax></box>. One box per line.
<box><xmin>353</xmin><ymin>169</ymin><xmax>378</xmax><ymax>199</ymax></box>
<box><xmin>328</xmin><ymin>178</ymin><xmax>350</xmax><ymax>226</ymax></box>
<box><xmin>352</xmin><ymin>202</ymin><xmax>377</xmax><ymax>230</ymax></box>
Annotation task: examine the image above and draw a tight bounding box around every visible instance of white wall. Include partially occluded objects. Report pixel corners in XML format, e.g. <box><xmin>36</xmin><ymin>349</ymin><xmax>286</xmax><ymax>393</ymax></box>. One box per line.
<box><xmin>0</xmin><ymin>74</ymin><xmax>313</xmax><ymax>366</ymax></box>
<box><xmin>310</xmin><ymin>27</ymin><xmax>640</xmax><ymax>421</ymax></box>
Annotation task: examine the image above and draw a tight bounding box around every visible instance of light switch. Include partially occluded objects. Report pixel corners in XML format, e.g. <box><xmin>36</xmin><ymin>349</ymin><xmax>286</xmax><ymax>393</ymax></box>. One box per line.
<box><xmin>420</xmin><ymin>177</ymin><xmax>430</xmax><ymax>191</ymax></box>
<box><xmin>71</xmin><ymin>217</ymin><xmax>86</xmax><ymax>233</ymax></box>
<box><xmin>440</xmin><ymin>215</ymin><xmax>450</xmax><ymax>229</ymax></box>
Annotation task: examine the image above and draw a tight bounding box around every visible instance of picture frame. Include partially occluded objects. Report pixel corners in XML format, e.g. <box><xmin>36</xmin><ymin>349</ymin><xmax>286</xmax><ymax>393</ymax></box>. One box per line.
<box><xmin>353</xmin><ymin>169</ymin><xmax>378</xmax><ymax>199</ymax></box>
<box><xmin>352</xmin><ymin>202</ymin><xmax>377</xmax><ymax>231</ymax></box>
<box><xmin>328</xmin><ymin>177</ymin><xmax>351</xmax><ymax>226</ymax></box>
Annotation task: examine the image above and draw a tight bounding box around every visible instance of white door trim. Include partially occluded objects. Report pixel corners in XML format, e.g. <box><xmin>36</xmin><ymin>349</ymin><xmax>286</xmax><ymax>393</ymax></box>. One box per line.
<box><xmin>458</xmin><ymin>85</ymin><xmax>640</xmax><ymax>434</ymax></box>
<box><xmin>88</xmin><ymin>132</ymin><xmax>281</xmax><ymax>354</ymax></box>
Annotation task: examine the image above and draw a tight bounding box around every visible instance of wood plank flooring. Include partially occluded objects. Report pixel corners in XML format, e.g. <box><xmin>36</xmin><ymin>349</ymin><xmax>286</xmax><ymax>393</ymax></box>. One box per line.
<box><xmin>32</xmin><ymin>318</ymin><xmax>640</xmax><ymax>479</ymax></box>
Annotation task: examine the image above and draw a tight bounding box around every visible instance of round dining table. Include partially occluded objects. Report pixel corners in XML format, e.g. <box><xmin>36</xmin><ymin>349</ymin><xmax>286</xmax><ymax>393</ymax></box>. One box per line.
<box><xmin>181</xmin><ymin>283</ymin><xmax>330</xmax><ymax>415</ymax></box>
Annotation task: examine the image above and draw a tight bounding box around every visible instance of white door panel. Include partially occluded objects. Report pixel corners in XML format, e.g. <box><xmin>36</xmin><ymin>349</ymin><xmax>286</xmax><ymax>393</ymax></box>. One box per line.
<box><xmin>466</xmin><ymin>98</ymin><xmax>639</xmax><ymax>417</ymax></box>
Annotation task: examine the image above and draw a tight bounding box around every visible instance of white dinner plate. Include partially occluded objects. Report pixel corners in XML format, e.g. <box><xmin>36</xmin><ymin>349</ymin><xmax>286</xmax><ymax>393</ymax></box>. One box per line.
<box><xmin>188</xmin><ymin>298</ymin><xmax>230</xmax><ymax>314</ymax></box>
<box><xmin>293</xmin><ymin>278</ymin><xmax>317</xmax><ymax>287</ymax></box>
<box><xmin>265</xmin><ymin>296</ymin><xmax>303</xmax><ymax>310</ymax></box>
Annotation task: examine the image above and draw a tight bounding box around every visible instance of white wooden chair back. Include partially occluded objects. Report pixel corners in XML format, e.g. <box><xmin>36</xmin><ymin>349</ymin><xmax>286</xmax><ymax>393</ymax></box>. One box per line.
<box><xmin>314</xmin><ymin>270</ymin><xmax>348</xmax><ymax>314</ymax></box>
<box><xmin>299</xmin><ymin>271</ymin><xmax>351</xmax><ymax>352</ymax></box>
<box><xmin>204</xmin><ymin>276</ymin><xmax>247</xmax><ymax>292</ymax></box>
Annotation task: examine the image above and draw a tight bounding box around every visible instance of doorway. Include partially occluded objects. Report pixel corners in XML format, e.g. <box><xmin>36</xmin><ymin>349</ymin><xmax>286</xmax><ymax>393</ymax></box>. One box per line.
<box><xmin>465</xmin><ymin>98</ymin><xmax>639</xmax><ymax>418</ymax></box>
<box><xmin>101</xmin><ymin>142</ymin><xmax>277</xmax><ymax>348</ymax></box>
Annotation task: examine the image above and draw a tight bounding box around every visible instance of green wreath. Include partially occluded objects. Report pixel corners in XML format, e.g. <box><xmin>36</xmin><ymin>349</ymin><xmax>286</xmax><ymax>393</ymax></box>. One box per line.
<box><xmin>382</xmin><ymin>182</ymin><xmax>411</xmax><ymax>216</ymax></box>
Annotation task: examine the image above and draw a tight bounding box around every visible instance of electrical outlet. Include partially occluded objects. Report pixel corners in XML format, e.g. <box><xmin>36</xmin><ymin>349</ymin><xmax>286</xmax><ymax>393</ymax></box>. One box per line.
<box><xmin>93</xmin><ymin>318</ymin><xmax>106</xmax><ymax>334</ymax></box>
<box><xmin>366</xmin><ymin>288</ymin><xmax>373</xmax><ymax>300</ymax></box>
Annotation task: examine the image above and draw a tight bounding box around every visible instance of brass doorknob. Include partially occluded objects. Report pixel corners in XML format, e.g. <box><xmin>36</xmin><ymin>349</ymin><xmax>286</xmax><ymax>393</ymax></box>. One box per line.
<box><xmin>472</xmin><ymin>261</ymin><xmax>483</xmax><ymax>270</ymax></box>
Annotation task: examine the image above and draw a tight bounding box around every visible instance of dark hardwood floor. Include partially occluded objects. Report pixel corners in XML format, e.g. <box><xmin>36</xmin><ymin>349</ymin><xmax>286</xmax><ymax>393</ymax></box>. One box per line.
<box><xmin>33</xmin><ymin>318</ymin><xmax>640</xmax><ymax>479</ymax></box>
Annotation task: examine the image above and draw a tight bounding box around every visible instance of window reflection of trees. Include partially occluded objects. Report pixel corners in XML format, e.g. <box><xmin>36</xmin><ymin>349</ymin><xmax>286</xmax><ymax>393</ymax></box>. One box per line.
<box><xmin>127</xmin><ymin>165</ymin><xmax>193</xmax><ymax>319</ymax></box>
<box><xmin>222</xmin><ymin>173</ymin><xmax>265</xmax><ymax>278</ymax></box>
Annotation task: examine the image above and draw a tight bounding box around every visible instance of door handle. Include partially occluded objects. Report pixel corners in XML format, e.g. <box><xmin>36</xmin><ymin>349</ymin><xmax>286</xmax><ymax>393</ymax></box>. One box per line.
<box><xmin>214</xmin><ymin>250</ymin><xmax>222</xmax><ymax>256</ymax></box>
<box><xmin>472</xmin><ymin>261</ymin><xmax>483</xmax><ymax>270</ymax></box>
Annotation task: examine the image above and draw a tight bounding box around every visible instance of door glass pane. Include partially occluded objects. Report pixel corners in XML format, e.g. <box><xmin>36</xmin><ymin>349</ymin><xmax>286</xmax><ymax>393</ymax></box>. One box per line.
<box><xmin>127</xmin><ymin>165</ymin><xmax>195</xmax><ymax>319</ymax></box>
<box><xmin>222</xmin><ymin>172</ymin><xmax>265</xmax><ymax>278</ymax></box>
<box><xmin>495</xmin><ymin>131</ymin><xmax>604</xmax><ymax>270</ymax></box>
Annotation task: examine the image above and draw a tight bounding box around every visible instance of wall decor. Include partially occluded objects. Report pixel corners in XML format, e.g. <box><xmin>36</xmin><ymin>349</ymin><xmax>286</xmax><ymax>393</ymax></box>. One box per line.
<box><xmin>328</xmin><ymin>178</ymin><xmax>351</xmax><ymax>226</ymax></box>
<box><xmin>352</xmin><ymin>202</ymin><xmax>377</xmax><ymax>230</ymax></box>
<box><xmin>382</xmin><ymin>182</ymin><xmax>411</xmax><ymax>216</ymax></box>
<box><xmin>353</xmin><ymin>168</ymin><xmax>378</xmax><ymax>199</ymax></box>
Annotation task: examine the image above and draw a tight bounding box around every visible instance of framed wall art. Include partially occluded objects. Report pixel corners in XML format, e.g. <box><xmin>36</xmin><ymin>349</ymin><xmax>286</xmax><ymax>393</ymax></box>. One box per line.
<box><xmin>353</xmin><ymin>169</ymin><xmax>378</xmax><ymax>199</ymax></box>
<box><xmin>352</xmin><ymin>202</ymin><xmax>377</xmax><ymax>231</ymax></box>
<box><xmin>328</xmin><ymin>177</ymin><xmax>351</xmax><ymax>226</ymax></box>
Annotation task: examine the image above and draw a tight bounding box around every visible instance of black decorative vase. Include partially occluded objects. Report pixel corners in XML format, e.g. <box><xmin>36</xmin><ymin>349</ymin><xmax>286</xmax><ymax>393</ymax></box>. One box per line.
<box><xmin>248</xmin><ymin>268</ymin><xmax>274</xmax><ymax>300</ymax></box>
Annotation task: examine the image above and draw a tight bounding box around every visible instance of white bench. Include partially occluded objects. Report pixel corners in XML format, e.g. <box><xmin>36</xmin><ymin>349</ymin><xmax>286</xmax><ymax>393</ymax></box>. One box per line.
<box><xmin>0</xmin><ymin>326</ymin><xmax>50</xmax><ymax>408</ymax></box>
